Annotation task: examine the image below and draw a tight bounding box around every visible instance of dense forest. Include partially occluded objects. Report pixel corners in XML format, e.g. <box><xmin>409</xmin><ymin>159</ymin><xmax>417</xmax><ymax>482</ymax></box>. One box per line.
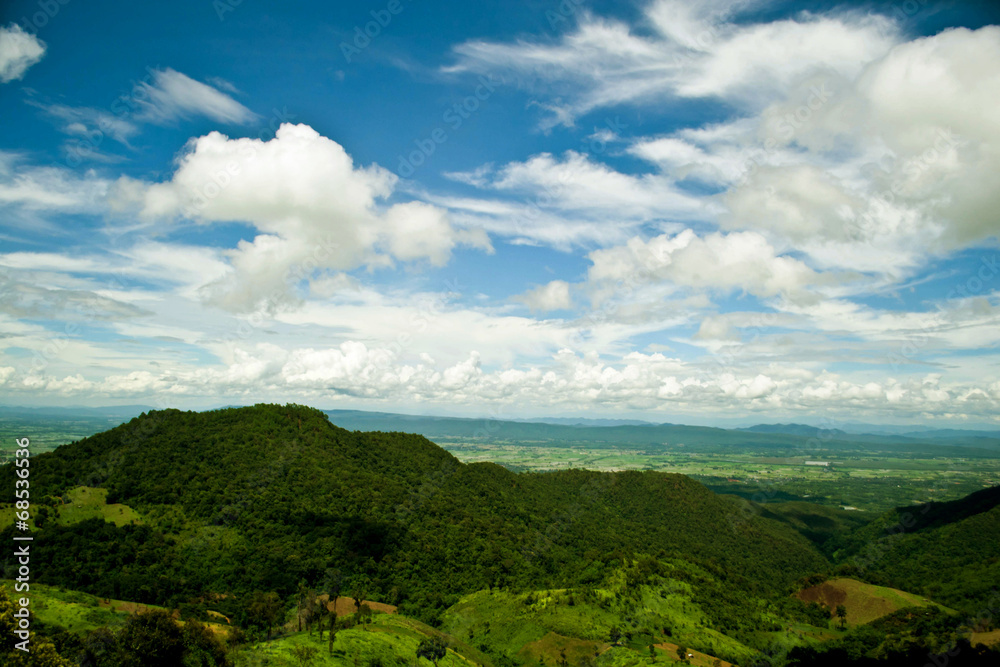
<box><xmin>2</xmin><ymin>405</ymin><xmax>823</xmax><ymax>615</ymax></box>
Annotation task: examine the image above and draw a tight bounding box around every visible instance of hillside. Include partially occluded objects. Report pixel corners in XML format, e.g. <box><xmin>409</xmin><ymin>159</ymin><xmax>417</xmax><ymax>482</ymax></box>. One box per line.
<box><xmin>834</xmin><ymin>487</ymin><xmax>1000</xmax><ymax>613</ymax></box>
<box><xmin>794</xmin><ymin>577</ymin><xmax>950</xmax><ymax>626</ymax></box>
<box><xmin>1</xmin><ymin>404</ymin><xmax>826</xmax><ymax>622</ymax></box>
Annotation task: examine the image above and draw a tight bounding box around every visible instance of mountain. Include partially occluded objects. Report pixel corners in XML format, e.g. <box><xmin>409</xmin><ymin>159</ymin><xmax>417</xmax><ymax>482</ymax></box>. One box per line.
<box><xmin>0</xmin><ymin>404</ymin><xmax>155</xmax><ymax>419</ymax></box>
<box><xmin>740</xmin><ymin>423</ymin><xmax>849</xmax><ymax>437</ymax></box>
<box><xmin>322</xmin><ymin>409</ymin><xmax>1000</xmax><ymax>457</ymax></box>
<box><xmin>511</xmin><ymin>416</ymin><xmax>656</xmax><ymax>427</ymax></box>
<box><xmin>1</xmin><ymin>404</ymin><xmax>827</xmax><ymax>623</ymax></box>
<box><xmin>834</xmin><ymin>485</ymin><xmax>1000</xmax><ymax>613</ymax></box>
<box><xmin>902</xmin><ymin>429</ymin><xmax>1000</xmax><ymax>440</ymax></box>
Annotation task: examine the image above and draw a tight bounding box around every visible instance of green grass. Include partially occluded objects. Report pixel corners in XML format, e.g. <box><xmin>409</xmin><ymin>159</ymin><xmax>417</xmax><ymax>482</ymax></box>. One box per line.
<box><xmin>0</xmin><ymin>485</ymin><xmax>141</xmax><ymax>529</ymax></box>
<box><xmin>0</xmin><ymin>581</ymin><xmax>146</xmax><ymax>634</ymax></box>
<box><xmin>441</xmin><ymin>443</ymin><xmax>1000</xmax><ymax>512</ymax></box>
<box><xmin>244</xmin><ymin>613</ymin><xmax>492</xmax><ymax>666</ymax></box>
<box><xmin>794</xmin><ymin>577</ymin><xmax>952</xmax><ymax>627</ymax></box>
<box><xmin>439</xmin><ymin>568</ymin><xmax>765</xmax><ymax>667</ymax></box>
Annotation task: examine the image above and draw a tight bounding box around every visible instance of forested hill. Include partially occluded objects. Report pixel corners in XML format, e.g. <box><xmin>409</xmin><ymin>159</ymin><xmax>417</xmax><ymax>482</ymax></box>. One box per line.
<box><xmin>3</xmin><ymin>403</ymin><xmax>826</xmax><ymax>620</ymax></box>
<box><xmin>834</xmin><ymin>486</ymin><xmax>1000</xmax><ymax>613</ymax></box>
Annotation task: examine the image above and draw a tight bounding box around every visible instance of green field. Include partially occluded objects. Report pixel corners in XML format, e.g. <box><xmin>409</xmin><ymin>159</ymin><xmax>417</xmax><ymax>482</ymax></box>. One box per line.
<box><xmin>440</xmin><ymin>442</ymin><xmax>1000</xmax><ymax>512</ymax></box>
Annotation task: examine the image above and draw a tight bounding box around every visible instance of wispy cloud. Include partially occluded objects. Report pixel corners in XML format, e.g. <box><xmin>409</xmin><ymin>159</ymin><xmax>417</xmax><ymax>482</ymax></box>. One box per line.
<box><xmin>135</xmin><ymin>68</ymin><xmax>258</xmax><ymax>125</ymax></box>
<box><xmin>445</xmin><ymin>0</ymin><xmax>897</xmax><ymax>128</ymax></box>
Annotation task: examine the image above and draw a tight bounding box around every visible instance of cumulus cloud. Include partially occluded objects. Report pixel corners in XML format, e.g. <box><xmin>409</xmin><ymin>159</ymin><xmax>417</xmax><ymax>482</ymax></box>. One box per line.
<box><xmin>586</xmin><ymin>228</ymin><xmax>819</xmax><ymax>303</ymax></box>
<box><xmin>6</xmin><ymin>342</ymin><xmax>1000</xmax><ymax>421</ymax></box>
<box><xmin>516</xmin><ymin>280</ymin><xmax>572</xmax><ymax>313</ymax></box>
<box><xmin>0</xmin><ymin>24</ymin><xmax>45</xmax><ymax>83</ymax></box>
<box><xmin>693</xmin><ymin>314</ymin><xmax>740</xmax><ymax>342</ymax></box>
<box><xmin>618</xmin><ymin>25</ymin><xmax>1000</xmax><ymax>283</ymax></box>
<box><xmin>111</xmin><ymin>124</ymin><xmax>491</xmax><ymax>311</ymax></box>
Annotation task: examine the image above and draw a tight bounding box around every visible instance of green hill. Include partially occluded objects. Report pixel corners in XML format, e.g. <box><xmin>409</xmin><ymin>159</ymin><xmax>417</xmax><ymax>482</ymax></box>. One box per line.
<box><xmin>1</xmin><ymin>404</ymin><xmax>825</xmax><ymax>623</ymax></box>
<box><xmin>834</xmin><ymin>487</ymin><xmax>1000</xmax><ymax>613</ymax></box>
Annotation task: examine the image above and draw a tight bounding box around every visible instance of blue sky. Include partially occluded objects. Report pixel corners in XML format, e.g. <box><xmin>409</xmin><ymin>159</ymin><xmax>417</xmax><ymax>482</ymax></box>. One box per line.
<box><xmin>1</xmin><ymin>0</ymin><xmax>999</xmax><ymax>426</ymax></box>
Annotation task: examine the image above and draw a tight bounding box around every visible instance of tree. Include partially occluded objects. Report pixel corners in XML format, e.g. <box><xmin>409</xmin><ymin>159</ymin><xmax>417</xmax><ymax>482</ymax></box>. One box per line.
<box><xmin>116</xmin><ymin>610</ymin><xmax>186</xmax><ymax>666</ymax></box>
<box><xmin>676</xmin><ymin>645</ymin><xmax>688</xmax><ymax>664</ymax></box>
<box><xmin>296</xmin><ymin>580</ymin><xmax>309</xmax><ymax>632</ymax></box>
<box><xmin>416</xmin><ymin>637</ymin><xmax>448</xmax><ymax>665</ymax></box>
<box><xmin>328</xmin><ymin>613</ymin><xmax>338</xmax><ymax>655</ymax></box>
<box><xmin>835</xmin><ymin>605</ymin><xmax>848</xmax><ymax>630</ymax></box>
<box><xmin>351</xmin><ymin>576</ymin><xmax>369</xmax><ymax>618</ymax></box>
<box><xmin>247</xmin><ymin>591</ymin><xmax>284</xmax><ymax>639</ymax></box>
<box><xmin>0</xmin><ymin>587</ymin><xmax>73</xmax><ymax>666</ymax></box>
<box><xmin>609</xmin><ymin>625</ymin><xmax>622</xmax><ymax>645</ymax></box>
<box><xmin>290</xmin><ymin>644</ymin><xmax>318</xmax><ymax>666</ymax></box>
<box><xmin>181</xmin><ymin>618</ymin><xmax>230</xmax><ymax>666</ymax></box>
<box><xmin>324</xmin><ymin>567</ymin><xmax>343</xmax><ymax>622</ymax></box>
<box><xmin>315</xmin><ymin>597</ymin><xmax>329</xmax><ymax>641</ymax></box>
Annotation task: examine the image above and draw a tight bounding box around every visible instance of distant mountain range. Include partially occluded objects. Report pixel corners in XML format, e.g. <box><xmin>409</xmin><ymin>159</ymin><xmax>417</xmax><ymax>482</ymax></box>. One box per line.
<box><xmin>740</xmin><ymin>422</ymin><xmax>1000</xmax><ymax>441</ymax></box>
<box><xmin>4</xmin><ymin>405</ymin><xmax>999</xmax><ymax>455</ymax></box>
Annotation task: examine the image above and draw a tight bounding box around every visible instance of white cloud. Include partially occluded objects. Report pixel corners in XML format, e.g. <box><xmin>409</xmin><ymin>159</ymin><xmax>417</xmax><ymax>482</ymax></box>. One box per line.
<box><xmin>621</xmin><ymin>25</ymin><xmax>1000</xmax><ymax>281</ymax></box>
<box><xmin>489</xmin><ymin>151</ymin><xmax>705</xmax><ymax>219</ymax></box>
<box><xmin>436</xmin><ymin>151</ymin><xmax>709</xmax><ymax>250</ymax></box>
<box><xmin>0</xmin><ymin>24</ymin><xmax>45</xmax><ymax>83</ymax></box>
<box><xmin>111</xmin><ymin>124</ymin><xmax>490</xmax><ymax>311</ymax></box>
<box><xmin>31</xmin><ymin>102</ymin><xmax>139</xmax><ymax>146</ymax></box>
<box><xmin>0</xmin><ymin>153</ymin><xmax>110</xmax><ymax>212</ymax></box>
<box><xmin>693</xmin><ymin>314</ymin><xmax>740</xmax><ymax>342</ymax></box>
<box><xmin>446</xmin><ymin>0</ymin><xmax>897</xmax><ymax>127</ymax></box>
<box><xmin>586</xmin><ymin>228</ymin><xmax>819</xmax><ymax>303</ymax></box>
<box><xmin>5</xmin><ymin>342</ymin><xmax>999</xmax><ymax>421</ymax></box>
<box><xmin>516</xmin><ymin>280</ymin><xmax>572</xmax><ymax>313</ymax></box>
<box><xmin>0</xmin><ymin>272</ymin><xmax>150</xmax><ymax>320</ymax></box>
<box><xmin>135</xmin><ymin>68</ymin><xmax>257</xmax><ymax>125</ymax></box>
<box><xmin>856</xmin><ymin>27</ymin><xmax>1000</xmax><ymax>249</ymax></box>
<box><xmin>382</xmin><ymin>201</ymin><xmax>490</xmax><ymax>266</ymax></box>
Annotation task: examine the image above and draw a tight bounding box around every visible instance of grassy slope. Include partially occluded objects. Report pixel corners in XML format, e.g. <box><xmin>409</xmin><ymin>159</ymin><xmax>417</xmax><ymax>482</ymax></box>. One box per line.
<box><xmin>794</xmin><ymin>577</ymin><xmax>952</xmax><ymax>626</ymax></box>
<box><xmin>834</xmin><ymin>490</ymin><xmax>1000</xmax><ymax>612</ymax></box>
<box><xmin>439</xmin><ymin>561</ymin><xmax>835</xmax><ymax>667</ymax></box>
<box><xmin>254</xmin><ymin>613</ymin><xmax>492</xmax><ymax>667</ymax></box>
<box><xmin>0</xmin><ymin>580</ymin><xmax>226</xmax><ymax>637</ymax></box>
<box><xmin>0</xmin><ymin>486</ymin><xmax>142</xmax><ymax>529</ymax></box>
